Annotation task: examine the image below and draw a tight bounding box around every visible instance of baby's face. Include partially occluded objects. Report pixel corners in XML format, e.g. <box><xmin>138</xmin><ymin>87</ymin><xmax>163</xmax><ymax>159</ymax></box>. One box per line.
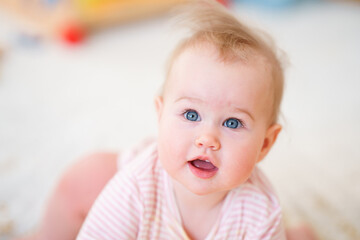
<box><xmin>156</xmin><ymin>44</ymin><xmax>280</xmax><ymax>195</ymax></box>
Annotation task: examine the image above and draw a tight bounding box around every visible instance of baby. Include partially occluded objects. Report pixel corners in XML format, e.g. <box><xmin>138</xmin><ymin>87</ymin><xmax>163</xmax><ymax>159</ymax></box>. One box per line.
<box><xmin>20</xmin><ymin>1</ymin><xmax>319</xmax><ymax>239</ymax></box>
<box><xmin>77</xmin><ymin>1</ymin><xmax>286</xmax><ymax>239</ymax></box>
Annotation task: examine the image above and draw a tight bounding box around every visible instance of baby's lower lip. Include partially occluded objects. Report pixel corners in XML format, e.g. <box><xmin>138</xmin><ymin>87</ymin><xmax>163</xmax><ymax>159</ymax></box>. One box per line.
<box><xmin>188</xmin><ymin>160</ymin><xmax>218</xmax><ymax>179</ymax></box>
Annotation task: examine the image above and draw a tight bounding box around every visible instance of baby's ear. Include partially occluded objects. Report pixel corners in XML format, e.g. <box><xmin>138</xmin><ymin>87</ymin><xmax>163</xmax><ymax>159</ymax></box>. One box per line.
<box><xmin>257</xmin><ymin>124</ymin><xmax>282</xmax><ymax>163</ymax></box>
<box><xmin>154</xmin><ymin>96</ymin><xmax>164</xmax><ymax>121</ymax></box>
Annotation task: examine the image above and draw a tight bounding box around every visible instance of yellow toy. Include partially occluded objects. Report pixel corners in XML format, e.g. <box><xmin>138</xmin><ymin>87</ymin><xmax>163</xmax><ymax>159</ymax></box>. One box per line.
<box><xmin>0</xmin><ymin>0</ymin><xmax>189</xmax><ymax>44</ymax></box>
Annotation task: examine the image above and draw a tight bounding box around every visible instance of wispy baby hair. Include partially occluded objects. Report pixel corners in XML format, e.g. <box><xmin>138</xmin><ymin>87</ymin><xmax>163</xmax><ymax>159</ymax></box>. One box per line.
<box><xmin>164</xmin><ymin>0</ymin><xmax>285</xmax><ymax>124</ymax></box>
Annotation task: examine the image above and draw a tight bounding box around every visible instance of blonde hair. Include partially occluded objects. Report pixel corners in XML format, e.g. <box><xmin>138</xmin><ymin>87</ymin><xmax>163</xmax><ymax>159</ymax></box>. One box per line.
<box><xmin>163</xmin><ymin>0</ymin><xmax>285</xmax><ymax>124</ymax></box>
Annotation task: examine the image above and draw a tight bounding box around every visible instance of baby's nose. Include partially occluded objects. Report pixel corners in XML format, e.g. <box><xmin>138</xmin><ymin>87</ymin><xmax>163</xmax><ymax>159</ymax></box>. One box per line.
<box><xmin>195</xmin><ymin>134</ymin><xmax>221</xmax><ymax>151</ymax></box>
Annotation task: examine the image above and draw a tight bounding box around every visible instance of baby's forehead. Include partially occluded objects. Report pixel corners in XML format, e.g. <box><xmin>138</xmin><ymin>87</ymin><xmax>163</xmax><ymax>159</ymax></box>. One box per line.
<box><xmin>168</xmin><ymin>45</ymin><xmax>273</xmax><ymax>95</ymax></box>
<box><xmin>171</xmin><ymin>44</ymin><xmax>273</xmax><ymax>82</ymax></box>
<box><xmin>161</xmin><ymin>43</ymin><xmax>276</xmax><ymax>104</ymax></box>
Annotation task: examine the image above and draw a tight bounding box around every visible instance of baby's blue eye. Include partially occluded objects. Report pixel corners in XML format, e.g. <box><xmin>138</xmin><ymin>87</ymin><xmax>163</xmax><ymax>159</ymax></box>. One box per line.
<box><xmin>224</xmin><ymin>118</ymin><xmax>242</xmax><ymax>129</ymax></box>
<box><xmin>184</xmin><ymin>110</ymin><xmax>200</xmax><ymax>121</ymax></box>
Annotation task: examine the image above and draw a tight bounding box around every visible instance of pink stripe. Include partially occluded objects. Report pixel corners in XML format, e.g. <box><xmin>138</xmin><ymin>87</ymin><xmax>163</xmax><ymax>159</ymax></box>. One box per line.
<box><xmin>259</xmin><ymin>212</ymin><xmax>282</xmax><ymax>239</ymax></box>
<box><xmin>229</xmin><ymin>202</ymin><xmax>272</xmax><ymax>218</ymax></box>
<box><xmin>103</xmin><ymin>191</ymin><xmax>140</xmax><ymax>226</ymax></box>
<box><xmin>100</xmin><ymin>195</ymin><xmax>139</xmax><ymax>232</ymax></box>
<box><xmin>237</xmin><ymin>190</ymin><xmax>269</xmax><ymax>202</ymax></box>
<box><xmin>87</xmin><ymin>221</ymin><xmax>121</xmax><ymax>240</ymax></box>
<box><xmin>91</xmin><ymin>205</ymin><xmax>134</xmax><ymax>238</ymax></box>
<box><xmin>235</xmin><ymin>193</ymin><xmax>274</xmax><ymax>209</ymax></box>
<box><xmin>138</xmin><ymin>174</ymin><xmax>160</xmax><ymax>182</ymax></box>
<box><xmin>230</xmin><ymin>200</ymin><xmax>270</xmax><ymax>215</ymax></box>
<box><xmin>85</xmin><ymin>215</ymin><xmax>120</xmax><ymax>240</ymax></box>
<box><xmin>113</xmin><ymin>174</ymin><xmax>138</xmax><ymax>195</ymax></box>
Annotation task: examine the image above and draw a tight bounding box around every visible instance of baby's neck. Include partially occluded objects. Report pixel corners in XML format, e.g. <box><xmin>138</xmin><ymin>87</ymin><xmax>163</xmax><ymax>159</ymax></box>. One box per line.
<box><xmin>172</xmin><ymin>179</ymin><xmax>227</xmax><ymax>210</ymax></box>
<box><xmin>171</xmin><ymin>179</ymin><xmax>228</xmax><ymax>240</ymax></box>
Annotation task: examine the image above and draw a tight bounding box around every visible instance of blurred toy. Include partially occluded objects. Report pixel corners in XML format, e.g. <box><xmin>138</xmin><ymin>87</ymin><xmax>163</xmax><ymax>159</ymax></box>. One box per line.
<box><xmin>0</xmin><ymin>0</ymin><xmax>191</xmax><ymax>44</ymax></box>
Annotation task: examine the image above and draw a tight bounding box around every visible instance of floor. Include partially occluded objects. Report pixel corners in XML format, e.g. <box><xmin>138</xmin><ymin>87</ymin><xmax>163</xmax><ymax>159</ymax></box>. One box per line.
<box><xmin>0</xmin><ymin>1</ymin><xmax>360</xmax><ymax>239</ymax></box>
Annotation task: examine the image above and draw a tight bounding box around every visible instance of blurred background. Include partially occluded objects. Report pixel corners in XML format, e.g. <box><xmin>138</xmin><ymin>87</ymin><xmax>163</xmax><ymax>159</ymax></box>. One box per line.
<box><xmin>0</xmin><ymin>0</ymin><xmax>359</xmax><ymax>239</ymax></box>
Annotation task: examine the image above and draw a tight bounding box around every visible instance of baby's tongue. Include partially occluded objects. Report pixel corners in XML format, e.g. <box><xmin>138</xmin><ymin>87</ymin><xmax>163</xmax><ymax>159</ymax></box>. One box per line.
<box><xmin>191</xmin><ymin>160</ymin><xmax>216</xmax><ymax>170</ymax></box>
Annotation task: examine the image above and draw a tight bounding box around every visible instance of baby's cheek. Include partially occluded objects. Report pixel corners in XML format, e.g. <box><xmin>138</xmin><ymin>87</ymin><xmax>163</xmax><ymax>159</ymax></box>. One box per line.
<box><xmin>226</xmin><ymin>146</ymin><xmax>258</xmax><ymax>175</ymax></box>
<box><xmin>158</xmin><ymin>140</ymin><xmax>175</xmax><ymax>173</ymax></box>
<box><xmin>158</xmin><ymin>125</ymin><xmax>180</xmax><ymax>157</ymax></box>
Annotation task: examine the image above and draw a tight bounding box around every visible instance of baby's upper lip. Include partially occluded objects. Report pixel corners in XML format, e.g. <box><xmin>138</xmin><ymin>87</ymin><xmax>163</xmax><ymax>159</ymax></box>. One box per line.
<box><xmin>189</xmin><ymin>155</ymin><xmax>218</xmax><ymax>168</ymax></box>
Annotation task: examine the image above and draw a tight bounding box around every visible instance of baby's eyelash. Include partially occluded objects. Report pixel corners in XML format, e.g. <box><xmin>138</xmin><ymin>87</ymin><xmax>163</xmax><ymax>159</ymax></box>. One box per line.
<box><xmin>238</xmin><ymin>119</ymin><xmax>246</xmax><ymax>127</ymax></box>
<box><xmin>223</xmin><ymin>118</ymin><xmax>245</xmax><ymax>129</ymax></box>
<box><xmin>181</xmin><ymin>108</ymin><xmax>193</xmax><ymax>114</ymax></box>
<box><xmin>182</xmin><ymin>109</ymin><xmax>201</xmax><ymax>122</ymax></box>
<box><xmin>181</xmin><ymin>109</ymin><xmax>194</xmax><ymax>116</ymax></box>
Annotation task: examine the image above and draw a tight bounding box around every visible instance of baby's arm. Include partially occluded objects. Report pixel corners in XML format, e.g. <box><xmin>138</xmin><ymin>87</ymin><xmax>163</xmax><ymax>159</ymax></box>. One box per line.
<box><xmin>17</xmin><ymin>152</ymin><xmax>118</xmax><ymax>240</ymax></box>
<box><xmin>77</xmin><ymin>169</ymin><xmax>141</xmax><ymax>239</ymax></box>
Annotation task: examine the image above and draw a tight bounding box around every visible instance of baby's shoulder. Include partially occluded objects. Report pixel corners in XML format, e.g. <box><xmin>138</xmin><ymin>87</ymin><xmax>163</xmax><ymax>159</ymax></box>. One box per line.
<box><xmin>108</xmin><ymin>139</ymin><xmax>160</xmax><ymax>194</ymax></box>
<box><xmin>220</xmin><ymin>168</ymin><xmax>285</xmax><ymax>238</ymax></box>
<box><xmin>119</xmin><ymin>138</ymin><xmax>159</xmax><ymax>173</ymax></box>
<box><xmin>114</xmin><ymin>139</ymin><xmax>164</xmax><ymax>193</ymax></box>
<box><xmin>229</xmin><ymin>167</ymin><xmax>281</xmax><ymax>214</ymax></box>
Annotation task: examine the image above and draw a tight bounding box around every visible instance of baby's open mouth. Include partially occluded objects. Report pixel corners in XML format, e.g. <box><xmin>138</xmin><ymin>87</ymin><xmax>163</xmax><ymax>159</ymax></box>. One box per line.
<box><xmin>188</xmin><ymin>159</ymin><xmax>218</xmax><ymax>179</ymax></box>
<box><xmin>190</xmin><ymin>159</ymin><xmax>218</xmax><ymax>171</ymax></box>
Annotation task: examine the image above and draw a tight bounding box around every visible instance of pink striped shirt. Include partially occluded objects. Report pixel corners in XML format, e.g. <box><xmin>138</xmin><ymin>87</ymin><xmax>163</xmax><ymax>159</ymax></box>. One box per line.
<box><xmin>77</xmin><ymin>141</ymin><xmax>286</xmax><ymax>240</ymax></box>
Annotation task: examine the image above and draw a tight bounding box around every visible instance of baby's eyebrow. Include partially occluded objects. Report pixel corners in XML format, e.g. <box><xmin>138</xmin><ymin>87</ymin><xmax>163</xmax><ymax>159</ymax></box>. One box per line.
<box><xmin>174</xmin><ymin>96</ymin><xmax>202</xmax><ymax>103</ymax></box>
<box><xmin>233</xmin><ymin>107</ymin><xmax>254</xmax><ymax>121</ymax></box>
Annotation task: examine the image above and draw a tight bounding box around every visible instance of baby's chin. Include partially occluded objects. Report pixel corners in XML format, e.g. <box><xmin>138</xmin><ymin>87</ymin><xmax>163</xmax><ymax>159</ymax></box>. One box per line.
<box><xmin>182</xmin><ymin>176</ymin><xmax>249</xmax><ymax>197</ymax></box>
<box><xmin>188</xmin><ymin>187</ymin><xmax>231</xmax><ymax>202</ymax></box>
<box><xmin>179</xmin><ymin>178</ymin><xmax>228</xmax><ymax>196</ymax></box>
